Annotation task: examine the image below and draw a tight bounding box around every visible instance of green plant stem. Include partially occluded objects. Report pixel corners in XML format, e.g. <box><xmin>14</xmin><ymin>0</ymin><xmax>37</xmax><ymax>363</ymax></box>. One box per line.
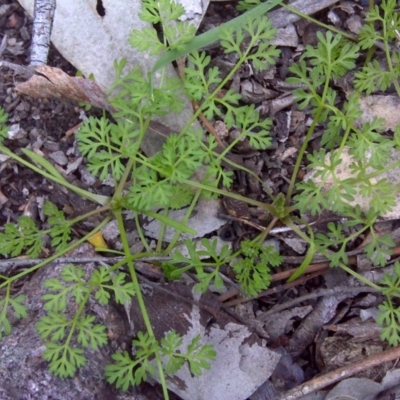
<box><xmin>364</xmin><ymin>0</ymin><xmax>377</xmax><ymax>66</ymax></box>
<box><xmin>61</xmin><ymin>280</ymin><xmax>94</xmax><ymax>356</ymax></box>
<box><xmin>178</xmin><ymin>24</ymin><xmax>276</xmax><ymax>139</ymax></box>
<box><xmin>382</xmin><ymin>15</ymin><xmax>400</xmax><ymax>97</ymax></box>
<box><xmin>217</xmin><ymin>152</ymin><xmax>274</xmax><ymax>199</ymax></box>
<box><xmin>335</xmin><ymin>259</ymin><xmax>381</xmax><ymax>291</ymax></box>
<box><xmin>157</xmin><ymin>207</ymin><xmax>169</xmax><ymax>253</ymax></box>
<box><xmin>114</xmin><ymin>210</ymin><xmax>169</xmax><ymax>399</ymax></box>
<box><xmin>283</xmin><ymin>216</ymin><xmax>313</xmax><ymax>244</ymax></box>
<box><xmin>164</xmin><ymin>189</ymin><xmax>202</xmax><ymax>254</ymax></box>
<box><xmin>113</xmin><ymin>157</ymin><xmax>135</xmax><ymax>200</ymax></box>
<box><xmin>134</xmin><ymin>212</ymin><xmax>153</xmax><ymax>253</ymax></box>
<box><xmin>281</xmin><ymin>3</ymin><xmax>356</xmax><ymax>42</ymax></box>
<box><xmin>106</xmin><ymin>251</ymin><xmax>157</xmax><ymax>274</ymax></box>
<box><xmin>68</xmin><ymin>204</ymin><xmax>111</xmax><ymax>225</ymax></box>
<box><xmin>183</xmin><ymin>179</ymin><xmax>291</xmax><ymax>213</ymax></box>
<box><xmin>113</xmin><ymin>117</ymin><xmax>151</xmax><ymax>201</ymax></box>
<box><xmin>285</xmin><ymin>121</ymin><xmax>316</xmax><ymax>204</ymax></box>
<box><xmin>286</xmin><ymin>49</ymin><xmax>332</xmax><ymax>205</ymax></box>
<box><xmin>285</xmin><ymin>217</ymin><xmax>382</xmax><ymax>291</ymax></box>
<box><xmin>0</xmin><ymin>145</ymin><xmax>110</xmax><ymax>205</ymax></box>
<box><xmin>283</xmin><ymin>217</ymin><xmax>316</xmax><ymax>282</ymax></box>
<box><xmin>0</xmin><ymin>283</ymin><xmax>11</xmax><ymax>325</ymax></box>
<box><xmin>255</xmin><ymin>217</ymin><xmax>279</xmax><ymax>244</ymax></box>
<box><xmin>337</xmin><ymin>121</ymin><xmax>355</xmax><ymax>156</ymax></box>
<box><xmin>364</xmin><ymin>46</ymin><xmax>376</xmax><ymax>66</ymax></box>
<box><xmin>362</xmin><ymin>158</ymin><xmax>400</xmax><ymax>180</ymax></box>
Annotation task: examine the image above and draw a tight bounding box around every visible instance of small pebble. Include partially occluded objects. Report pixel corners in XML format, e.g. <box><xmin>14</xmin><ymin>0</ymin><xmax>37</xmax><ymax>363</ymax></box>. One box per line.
<box><xmin>49</xmin><ymin>150</ymin><xmax>68</xmax><ymax>166</ymax></box>
<box><xmin>7</xmin><ymin>37</ymin><xmax>16</xmax><ymax>46</ymax></box>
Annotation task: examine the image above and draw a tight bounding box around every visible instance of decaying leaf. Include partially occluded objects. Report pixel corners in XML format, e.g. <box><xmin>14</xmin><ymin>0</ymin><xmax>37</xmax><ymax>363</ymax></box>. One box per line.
<box><xmin>15</xmin><ymin>65</ymin><xmax>113</xmax><ymax>111</ymax></box>
<box><xmin>143</xmin><ymin>197</ymin><xmax>226</xmax><ymax>241</ymax></box>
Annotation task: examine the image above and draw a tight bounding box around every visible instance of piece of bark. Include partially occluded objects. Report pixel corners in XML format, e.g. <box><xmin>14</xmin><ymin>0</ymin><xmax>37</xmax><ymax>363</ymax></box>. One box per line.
<box><xmin>30</xmin><ymin>0</ymin><xmax>55</xmax><ymax>66</ymax></box>
<box><xmin>15</xmin><ymin>64</ymin><xmax>114</xmax><ymax>111</ymax></box>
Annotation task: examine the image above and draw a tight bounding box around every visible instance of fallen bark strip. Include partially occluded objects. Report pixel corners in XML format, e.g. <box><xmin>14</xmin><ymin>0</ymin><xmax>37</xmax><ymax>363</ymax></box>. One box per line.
<box><xmin>30</xmin><ymin>0</ymin><xmax>56</xmax><ymax>66</ymax></box>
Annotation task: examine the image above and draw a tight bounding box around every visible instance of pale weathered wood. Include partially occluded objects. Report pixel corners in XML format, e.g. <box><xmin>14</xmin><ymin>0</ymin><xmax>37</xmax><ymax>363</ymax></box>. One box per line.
<box><xmin>30</xmin><ymin>0</ymin><xmax>56</xmax><ymax>65</ymax></box>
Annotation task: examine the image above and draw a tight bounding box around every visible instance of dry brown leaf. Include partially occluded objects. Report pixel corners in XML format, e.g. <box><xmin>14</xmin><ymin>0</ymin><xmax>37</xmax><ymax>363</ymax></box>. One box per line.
<box><xmin>16</xmin><ymin>65</ymin><xmax>113</xmax><ymax>111</ymax></box>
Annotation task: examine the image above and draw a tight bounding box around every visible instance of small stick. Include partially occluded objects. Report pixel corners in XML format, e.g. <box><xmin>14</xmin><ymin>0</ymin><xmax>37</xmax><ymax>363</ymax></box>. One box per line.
<box><xmin>278</xmin><ymin>345</ymin><xmax>400</xmax><ymax>400</ymax></box>
<box><xmin>30</xmin><ymin>0</ymin><xmax>56</xmax><ymax>66</ymax></box>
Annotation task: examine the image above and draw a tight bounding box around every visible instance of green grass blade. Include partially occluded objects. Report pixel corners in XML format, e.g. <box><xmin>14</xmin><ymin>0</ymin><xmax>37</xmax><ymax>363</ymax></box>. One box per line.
<box><xmin>152</xmin><ymin>0</ymin><xmax>282</xmax><ymax>73</ymax></box>
<box><xmin>287</xmin><ymin>241</ymin><xmax>315</xmax><ymax>283</ymax></box>
<box><xmin>22</xmin><ymin>148</ymin><xmax>67</xmax><ymax>182</ymax></box>
<box><xmin>0</xmin><ymin>146</ymin><xmax>110</xmax><ymax>206</ymax></box>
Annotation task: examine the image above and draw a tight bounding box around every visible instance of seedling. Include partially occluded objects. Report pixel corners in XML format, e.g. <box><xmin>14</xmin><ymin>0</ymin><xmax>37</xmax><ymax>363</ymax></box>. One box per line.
<box><xmin>1</xmin><ymin>0</ymin><xmax>400</xmax><ymax>397</ymax></box>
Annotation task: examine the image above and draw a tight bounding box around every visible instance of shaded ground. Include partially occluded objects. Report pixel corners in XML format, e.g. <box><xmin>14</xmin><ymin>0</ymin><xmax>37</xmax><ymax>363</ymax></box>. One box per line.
<box><xmin>0</xmin><ymin>1</ymin><xmax>103</xmax><ymax>223</ymax></box>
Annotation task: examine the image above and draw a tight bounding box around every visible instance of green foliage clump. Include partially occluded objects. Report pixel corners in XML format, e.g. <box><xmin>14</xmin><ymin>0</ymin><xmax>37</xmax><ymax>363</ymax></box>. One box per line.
<box><xmin>0</xmin><ymin>201</ymin><xmax>71</xmax><ymax>258</ymax></box>
<box><xmin>0</xmin><ymin>0</ymin><xmax>280</xmax><ymax>394</ymax></box>
<box><xmin>167</xmin><ymin>238</ymin><xmax>283</xmax><ymax>297</ymax></box>
<box><xmin>168</xmin><ymin>238</ymin><xmax>230</xmax><ymax>293</ymax></box>
<box><xmin>354</xmin><ymin>0</ymin><xmax>400</xmax><ymax>96</ymax></box>
<box><xmin>378</xmin><ymin>261</ymin><xmax>400</xmax><ymax>346</ymax></box>
<box><xmin>105</xmin><ymin>331</ymin><xmax>216</xmax><ymax>390</ymax></box>
<box><xmin>232</xmin><ymin>240</ymin><xmax>283</xmax><ymax>296</ymax></box>
<box><xmin>0</xmin><ymin>291</ymin><xmax>26</xmax><ymax>341</ymax></box>
<box><xmin>36</xmin><ymin>264</ymin><xmax>135</xmax><ymax>377</ymax></box>
<box><xmin>283</xmin><ymin>0</ymin><xmax>400</xmax><ymax>346</ymax></box>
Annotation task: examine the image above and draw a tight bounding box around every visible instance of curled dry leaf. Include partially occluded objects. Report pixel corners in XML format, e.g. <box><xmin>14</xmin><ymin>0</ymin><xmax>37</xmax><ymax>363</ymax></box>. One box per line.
<box><xmin>15</xmin><ymin>65</ymin><xmax>113</xmax><ymax>111</ymax></box>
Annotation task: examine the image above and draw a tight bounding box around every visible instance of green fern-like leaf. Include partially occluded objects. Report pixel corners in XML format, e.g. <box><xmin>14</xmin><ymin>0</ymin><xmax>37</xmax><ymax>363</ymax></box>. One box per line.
<box><xmin>44</xmin><ymin>202</ymin><xmax>72</xmax><ymax>251</ymax></box>
<box><xmin>43</xmin><ymin>342</ymin><xmax>86</xmax><ymax>378</ymax></box>
<box><xmin>186</xmin><ymin>335</ymin><xmax>216</xmax><ymax>375</ymax></box>
<box><xmin>231</xmin><ymin>241</ymin><xmax>282</xmax><ymax>296</ymax></box>
<box><xmin>377</xmin><ymin>301</ymin><xmax>400</xmax><ymax>346</ymax></box>
<box><xmin>105</xmin><ymin>351</ymin><xmax>138</xmax><ymax>391</ymax></box>
<box><xmin>304</xmin><ymin>31</ymin><xmax>359</xmax><ymax>79</ymax></box>
<box><xmin>76</xmin><ymin>315</ymin><xmax>108</xmax><ymax>349</ymax></box>
<box><xmin>130</xmin><ymin>27</ymin><xmax>167</xmax><ymax>55</ymax></box>
<box><xmin>0</xmin><ymin>292</ymin><xmax>27</xmax><ymax>340</ymax></box>
<box><xmin>37</xmin><ymin>311</ymin><xmax>69</xmax><ymax>342</ymax></box>
<box><xmin>0</xmin><ymin>216</ymin><xmax>42</xmax><ymax>257</ymax></box>
<box><xmin>168</xmin><ymin>238</ymin><xmax>229</xmax><ymax>293</ymax></box>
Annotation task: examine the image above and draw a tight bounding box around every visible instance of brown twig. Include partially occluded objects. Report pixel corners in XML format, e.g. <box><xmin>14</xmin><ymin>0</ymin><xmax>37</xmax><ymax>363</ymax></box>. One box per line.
<box><xmin>0</xmin><ymin>255</ymin><xmax>171</xmax><ymax>273</ymax></box>
<box><xmin>257</xmin><ymin>286</ymin><xmax>378</xmax><ymax>321</ymax></box>
<box><xmin>0</xmin><ymin>60</ymin><xmax>35</xmax><ymax>78</ymax></box>
<box><xmin>221</xmin><ymin>270</ymin><xmax>324</xmax><ymax>306</ymax></box>
<box><xmin>221</xmin><ymin>242</ymin><xmax>400</xmax><ymax>306</ymax></box>
<box><xmin>192</xmin><ymin>101</ymin><xmax>226</xmax><ymax>148</ymax></box>
<box><xmin>277</xmin><ymin>345</ymin><xmax>400</xmax><ymax>400</ymax></box>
